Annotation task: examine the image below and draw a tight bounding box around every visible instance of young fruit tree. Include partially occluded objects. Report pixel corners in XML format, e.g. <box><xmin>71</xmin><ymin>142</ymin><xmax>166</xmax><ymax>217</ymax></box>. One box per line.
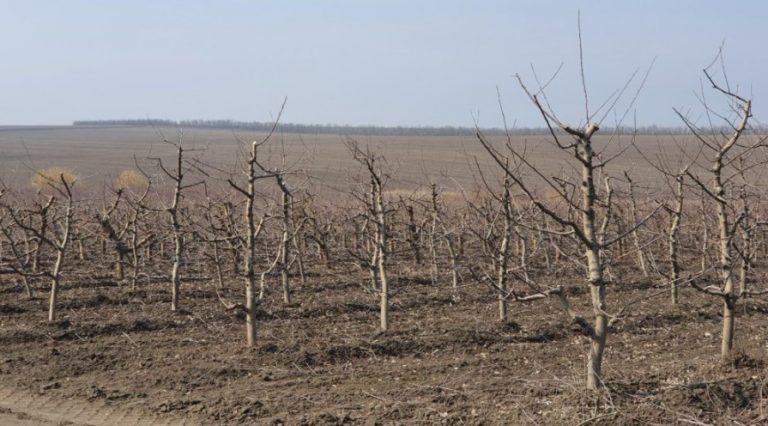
<box><xmin>632</xmin><ymin>138</ymin><xmax>691</xmax><ymax>305</ymax></box>
<box><xmin>675</xmin><ymin>57</ymin><xmax>768</xmax><ymax>360</ymax></box>
<box><xmin>346</xmin><ymin>140</ymin><xmax>392</xmax><ymax>332</ymax></box>
<box><xmin>5</xmin><ymin>168</ymin><xmax>77</xmax><ymax>321</ymax></box>
<box><xmin>150</xmin><ymin>132</ymin><xmax>204</xmax><ymax>312</ymax></box>
<box><xmin>476</xmin><ymin>37</ymin><xmax>659</xmax><ymax>388</ymax></box>
<box><xmin>223</xmin><ymin>101</ymin><xmax>285</xmax><ymax>346</ymax></box>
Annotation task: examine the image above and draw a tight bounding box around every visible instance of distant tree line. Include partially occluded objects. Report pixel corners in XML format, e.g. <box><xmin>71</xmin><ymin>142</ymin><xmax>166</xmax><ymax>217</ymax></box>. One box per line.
<box><xmin>71</xmin><ymin>119</ymin><xmax>766</xmax><ymax>136</ymax></box>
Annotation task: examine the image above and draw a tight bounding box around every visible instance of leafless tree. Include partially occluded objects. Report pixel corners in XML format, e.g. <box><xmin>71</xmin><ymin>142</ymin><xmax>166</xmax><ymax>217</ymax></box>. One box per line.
<box><xmin>5</xmin><ymin>172</ymin><xmax>76</xmax><ymax>321</ymax></box>
<box><xmin>150</xmin><ymin>131</ymin><xmax>204</xmax><ymax>312</ymax></box>
<box><xmin>675</xmin><ymin>54</ymin><xmax>768</xmax><ymax>359</ymax></box>
<box><xmin>428</xmin><ymin>184</ymin><xmax>460</xmax><ymax>290</ymax></box>
<box><xmin>223</xmin><ymin>100</ymin><xmax>285</xmax><ymax>346</ymax></box>
<box><xmin>476</xmin><ymin>25</ymin><xmax>658</xmax><ymax>388</ymax></box>
<box><xmin>347</xmin><ymin>140</ymin><xmax>392</xmax><ymax>332</ymax></box>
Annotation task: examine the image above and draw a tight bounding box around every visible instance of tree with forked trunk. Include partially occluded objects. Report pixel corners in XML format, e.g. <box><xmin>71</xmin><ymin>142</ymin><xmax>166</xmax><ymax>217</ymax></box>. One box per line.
<box><xmin>5</xmin><ymin>169</ymin><xmax>76</xmax><ymax>322</ymax></box>
<box><xmin>346</xmin><ymin>140</ymin><xmax>392</xmax><ymax>332</ymax></box>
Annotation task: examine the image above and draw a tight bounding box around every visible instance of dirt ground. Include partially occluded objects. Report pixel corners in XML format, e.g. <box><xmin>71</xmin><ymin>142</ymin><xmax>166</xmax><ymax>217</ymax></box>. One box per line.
<box><xmin>0</xmin><ymin>126</ymin><xmax>765</xmax><ymax>425</ymax></box>
<box><xmin>1</xmin><ymin>254</ymin><xmax>767</xmax><ymax>425</ymax></box>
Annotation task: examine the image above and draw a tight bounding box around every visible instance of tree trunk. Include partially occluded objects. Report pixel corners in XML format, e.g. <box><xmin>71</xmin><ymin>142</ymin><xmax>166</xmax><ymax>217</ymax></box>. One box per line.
<box><xmin>715</xmin><ymin>184</ymin><xmax>735</xmax><ymax>358</ymax></box>
<box><xmin>375</xmin><ymin>183</ymin><xmax>389</xmax><ymax>332</ymax></box>
<box><xmin>48</xmin><ymin>251</ymin><xmax>64</xmax><ymax>322</ymax></box>
<box><xmin>115</xmin><ymin>252</ymin><xmax>125</xmax><ymax>282</ymax></box>
<box><xmin>280</xmin><ymin>189</ymin><xmax>291</xmax><ymax>304</ymax></box>
<box><xmin>78</xmin><ymin>239</ymin><xmax>85</xmax><ymax>260</ymax></box>
<box><xmin>48</xmin><ymin>196</ymin><xmax>72</xmax><ymax>322</ymax></box>
<box><xmin>497</xmin><ymin>179</ymin><xmax>512</xmax><ymax>322</ymax></box>
<box><xmin>669</xmin><ymin>176</ymin><xmax>683</xmax><ymax>305</ymax></box>
<box><xmin>446</xmin><ymin>235</ymin><xmax>459</xmax><ymax>289</ymax></box>
<box><xmin>581</xmin><ymin>125</ymin><xmax>609</xmax><ymax>391</ymax></box>
<box><xmin>243</xmin><ymin>143</ymin><xmax>258</xmax><ymax>347</ymax></box>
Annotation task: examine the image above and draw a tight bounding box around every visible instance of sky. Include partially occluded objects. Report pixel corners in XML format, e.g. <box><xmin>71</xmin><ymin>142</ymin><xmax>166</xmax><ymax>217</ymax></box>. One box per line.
<box><xmin>0</xmin><ymin>0</ymin><xmax>765</xmax><ymax>128</ymax></box>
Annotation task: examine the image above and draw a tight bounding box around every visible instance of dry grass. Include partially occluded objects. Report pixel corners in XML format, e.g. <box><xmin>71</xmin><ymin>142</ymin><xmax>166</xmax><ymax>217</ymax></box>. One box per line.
<box><xmin>115</xmin><ymin>169</ymin><xmax>148</xmax><ymax>190</ymax></box>
<box><xmin>30</xmin><ymin>166</ymin><xmax>77</xmax><ymax>192</ymax></box>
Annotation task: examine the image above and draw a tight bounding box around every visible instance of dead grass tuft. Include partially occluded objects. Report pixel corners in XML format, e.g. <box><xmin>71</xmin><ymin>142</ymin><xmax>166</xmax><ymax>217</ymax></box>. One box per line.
<box><xmin>31</xmin><ymin>167</ymin><xmax>78</xmax><ymax>192</ymax></box>
<box><xmin>115</xmin><ymin>169</ymin><xmax>149</xmax><ymax>190</ymax></box>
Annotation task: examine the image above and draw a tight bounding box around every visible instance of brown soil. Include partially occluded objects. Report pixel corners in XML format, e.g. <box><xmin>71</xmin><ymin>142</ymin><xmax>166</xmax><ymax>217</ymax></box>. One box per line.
<box><xmin>2</xmin><ymin>258</ymin><xmax>767</xmax><ymax>425</ymax></box>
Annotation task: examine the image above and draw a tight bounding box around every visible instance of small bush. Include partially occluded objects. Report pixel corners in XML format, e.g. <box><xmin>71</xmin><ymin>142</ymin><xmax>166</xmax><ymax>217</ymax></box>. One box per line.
<box><xmin>115</xmin><ymin>169</ymin><xmax>149</xmax><ymax>190</ymax></box>
<box><xmin>31</xmin><ymin>167</ymin><xmax>78</xmax><ymax>192</ymax></box>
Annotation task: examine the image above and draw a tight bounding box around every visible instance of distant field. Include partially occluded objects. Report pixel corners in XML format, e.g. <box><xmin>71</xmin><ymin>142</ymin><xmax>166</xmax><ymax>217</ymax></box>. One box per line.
<box><xmin>0</xmin><ymin>126</ymin><xmax>682</xmax><ymax>194</ymax></box>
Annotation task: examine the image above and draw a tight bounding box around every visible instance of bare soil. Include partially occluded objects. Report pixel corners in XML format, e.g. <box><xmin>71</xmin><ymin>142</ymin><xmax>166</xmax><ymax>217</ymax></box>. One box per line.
<box><xmin>1</xmin><ymin>128</ymin><xmax>766</xmax><ymax>424</ymax></box>
<box><xmin>1</xmin><ymin>257</ymin><xmax>767</xmax><ymax>425</ymax></box>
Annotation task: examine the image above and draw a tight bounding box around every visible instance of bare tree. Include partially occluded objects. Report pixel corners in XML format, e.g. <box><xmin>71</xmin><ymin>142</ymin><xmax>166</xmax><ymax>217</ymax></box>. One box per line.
<box><xmin>96</xmin><ymin>189</ymin><xmax>131</xmax><ymax>283</ymax></box>
<box><xmin>226</xmin><ymin>139</ymin><xmax>272</xmax><ymax>346</ymax></box>
<box><xmin>6</xmin><ymin>170</ymin><xmax>76</xmax><ymax>321</ymax></box>
<box><xmin>676</xmin><ymin>56</ymin><xmax>767</xmax><ymax>359</ymax></box>
<box><xmin>259</xmin><ymin>158</ymin><xmax>297</xmax><ymax>304</ymax></box>
<box><xmin>631</xmin><ymin>142</ymin><xmax>691</xmax><ymax>305</ymax></box>
<box><xmin>428</xmin><ymin>184</ymin><xmax>460</xmax><ymax>290</ymax></box>
<box><xmin>347</xmin><ymin>140</ymin><xmax>392</xmax><ymax>332</ymax></box>
<box><xmin>303</xmin><ymin>201</ymin><xmax>335</xmax><ymax>269</ymax></box>
<box><xmin>476</xmin><ymin>26</ymin><xmax>657</xmax><ymax>388</ymax></box>
<box><xmin>151</xmin><ymin>131</ymin><xmax>203</xmax><ymax>312</ymax></box>
<box><xmin>465</xmin><ymin>171</ymin><xmax>517</xmax><ymax>322</ymax></box>
<box><xmin>1</xmin><ymin>194</ymin><xmax>48</xmax><ymax>299</ymax></box>
<box><xmin>224</xmin><ymin>101</ymin><xmax>285</xmax><ymax>346</ymax></box>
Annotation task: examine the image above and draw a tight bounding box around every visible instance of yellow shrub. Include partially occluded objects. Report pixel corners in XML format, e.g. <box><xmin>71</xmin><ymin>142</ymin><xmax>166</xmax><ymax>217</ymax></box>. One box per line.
<box><xmin>31</xmin><ymin>167</ymin><xmax>78</xmax><ymax>191</ymax></box>
<box><xmin>115</xmin><ymin>169</ymin><xmax>149</xmax><ymax>190</ymax></box>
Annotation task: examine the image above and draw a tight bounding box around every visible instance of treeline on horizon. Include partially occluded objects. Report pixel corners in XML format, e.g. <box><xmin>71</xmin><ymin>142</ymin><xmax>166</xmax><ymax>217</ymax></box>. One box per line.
<box><xmin>71</xmin><ymin>119</ymin><xmax>760</xmax><ymax>136</ymax></box>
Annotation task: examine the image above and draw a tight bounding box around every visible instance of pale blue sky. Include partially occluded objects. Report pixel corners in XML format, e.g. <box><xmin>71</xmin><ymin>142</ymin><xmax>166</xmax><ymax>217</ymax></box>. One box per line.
<box><xmin>0</xmin><ymin>1</ymin><xmax>764</xmax><ymax>127</ymax></box>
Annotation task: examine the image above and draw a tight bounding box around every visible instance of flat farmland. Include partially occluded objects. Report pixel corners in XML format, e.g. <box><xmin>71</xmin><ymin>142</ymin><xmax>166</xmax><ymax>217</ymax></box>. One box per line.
<box><xmin>0</xmin><ymin>126</ymin><xmax>675</xmax><ymax>193</ymax></box>
<box><xmin>1</xmin><ymin>125</ymin><xmax>766</xmax><ymax>425</ymax></box>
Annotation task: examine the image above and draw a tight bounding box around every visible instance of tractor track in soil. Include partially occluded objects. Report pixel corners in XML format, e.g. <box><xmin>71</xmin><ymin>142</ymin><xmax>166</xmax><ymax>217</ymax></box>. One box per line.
<box><xmin>0</xmin><ymin>386</ymin><xmax>199</xmax><ymax>426</ymax></box>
